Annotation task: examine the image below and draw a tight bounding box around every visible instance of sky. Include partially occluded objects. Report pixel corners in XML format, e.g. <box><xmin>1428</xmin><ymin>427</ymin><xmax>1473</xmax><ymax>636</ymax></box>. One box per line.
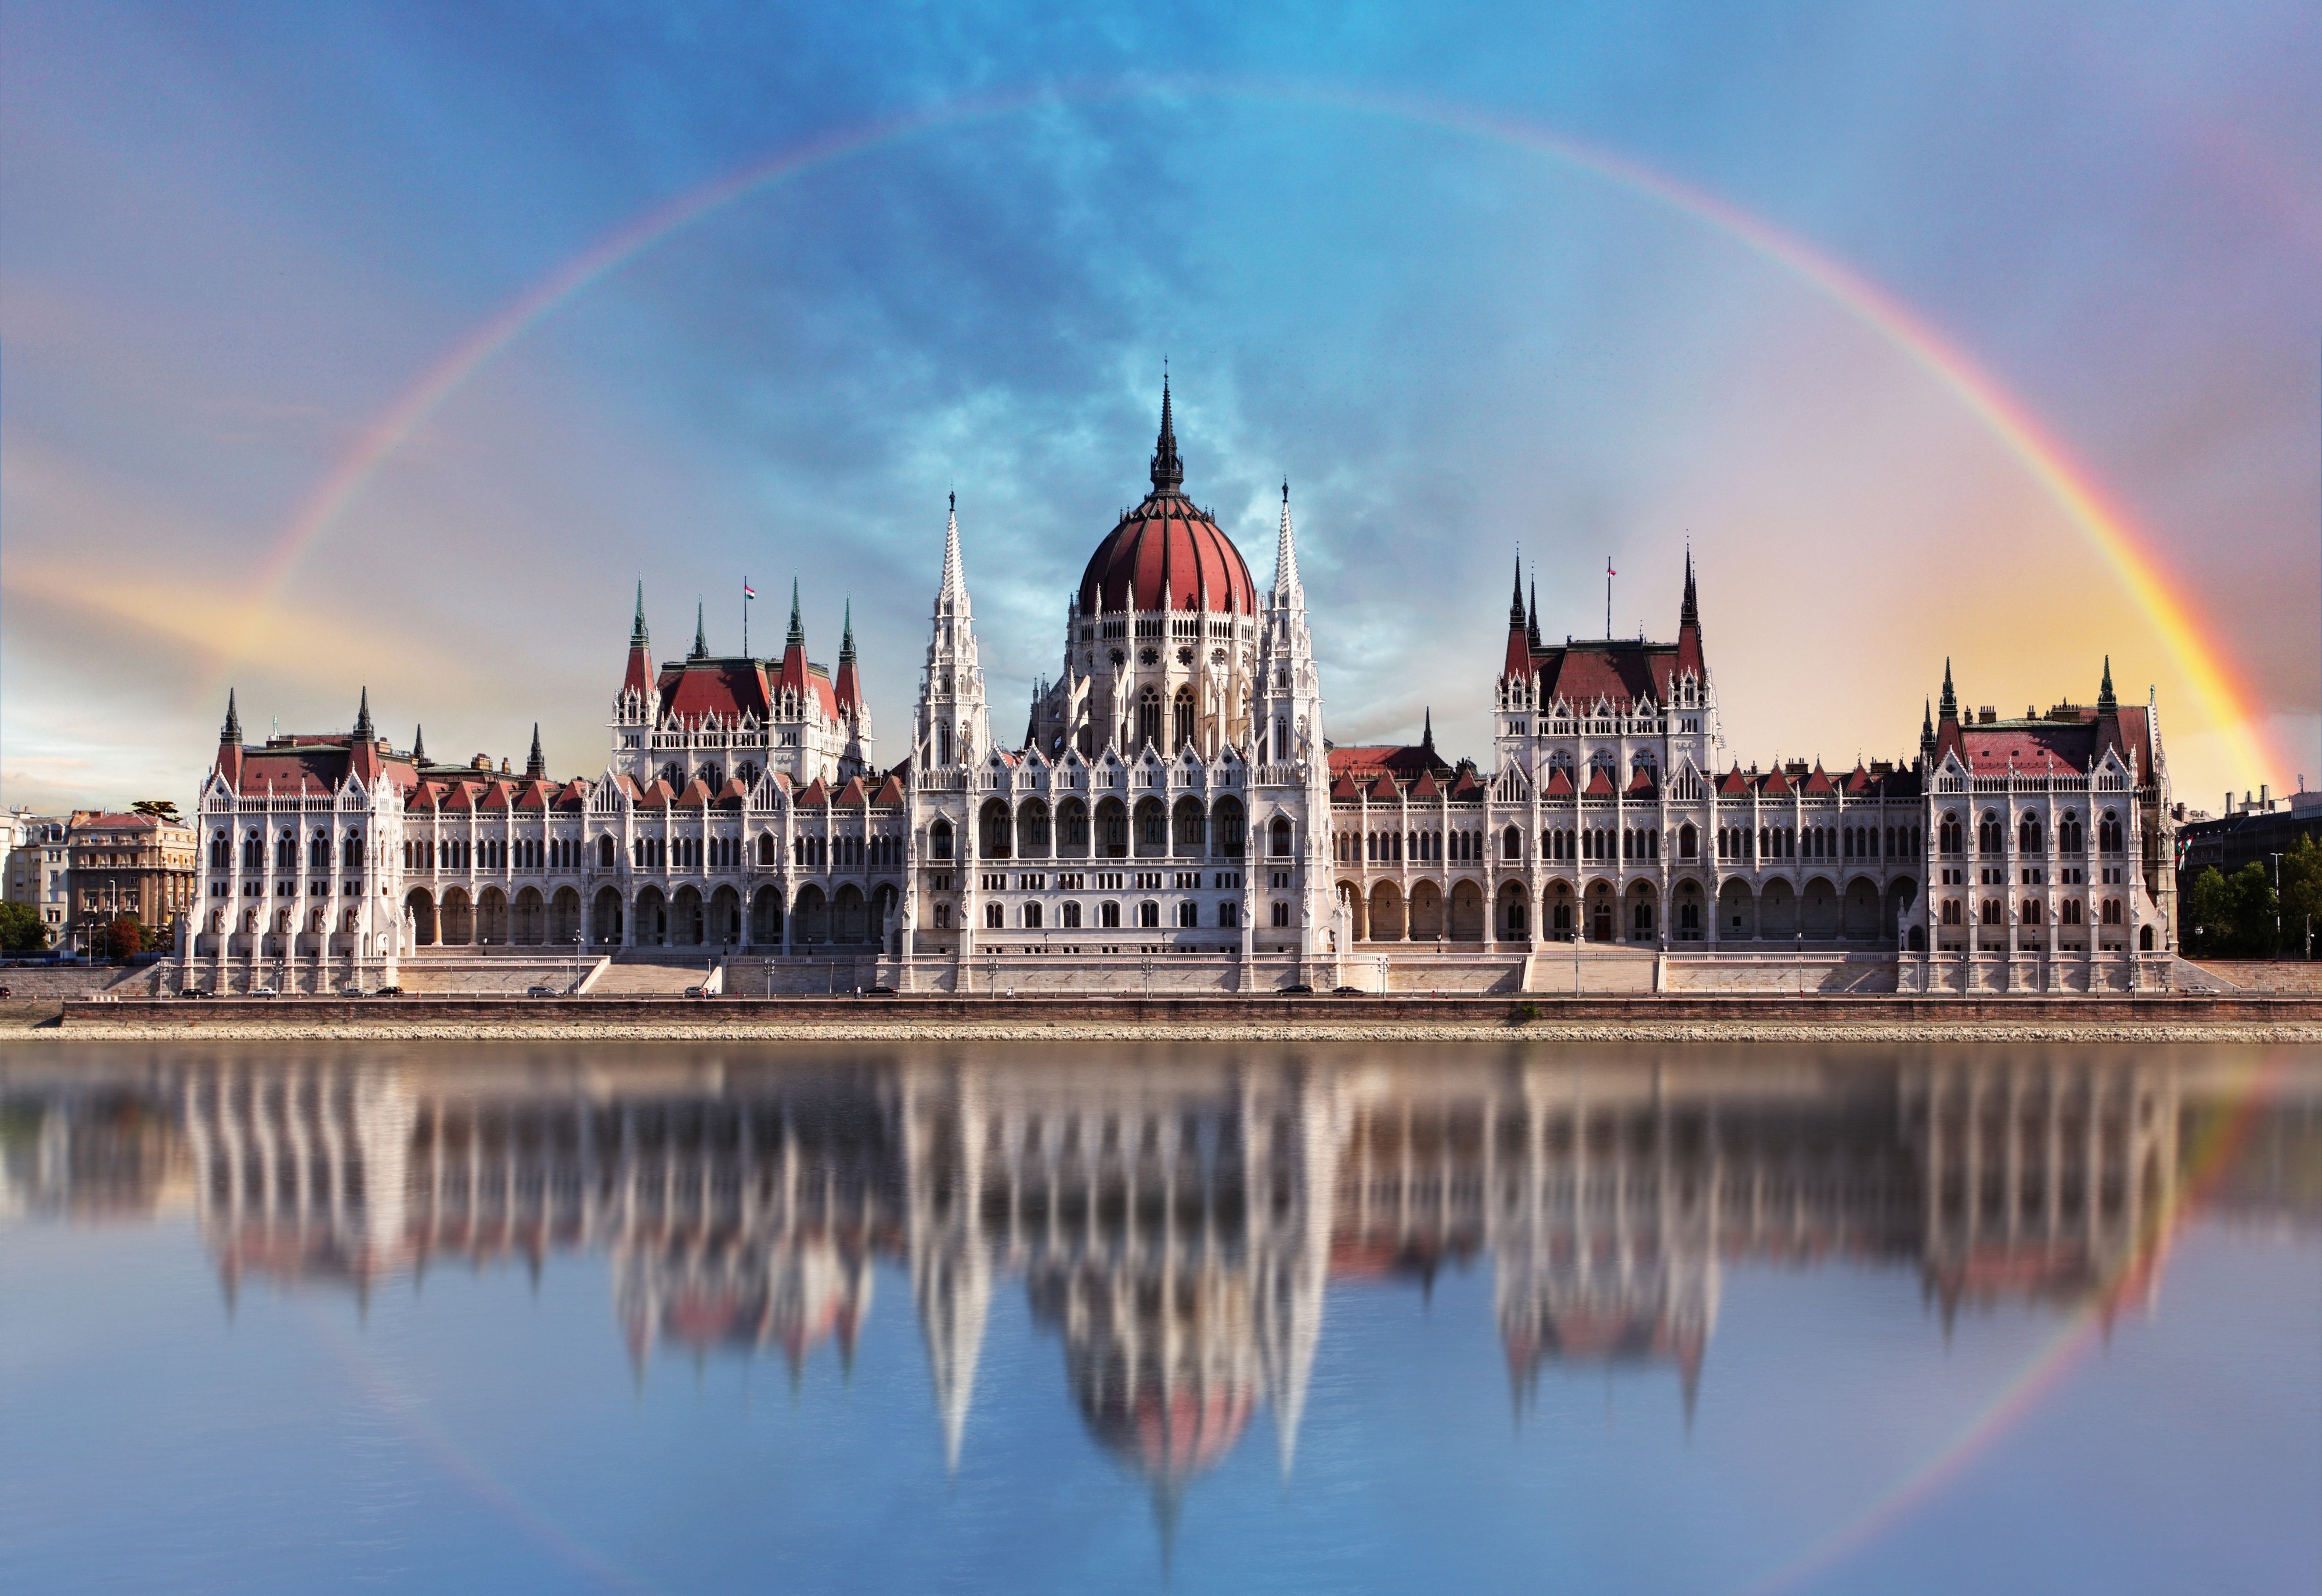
<box><xmin>2</xmin><ymin>1</ymin><xmax>2317</xmax><ymax>813</ymax></box>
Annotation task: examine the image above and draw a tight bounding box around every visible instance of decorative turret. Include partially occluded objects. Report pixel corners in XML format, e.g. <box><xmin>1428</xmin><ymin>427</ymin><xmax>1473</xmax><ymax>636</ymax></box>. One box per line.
<box><xmin>622</xmin><ymin>582</ymin><xmax>654</xmax><ymax>701</ymax></box>
<box><xmin>412</xmin><ymin>724</ymin><xmax>428</xmax><ymax>765</ymax></box>
<box><xmin>1527</xmin><ymin>578</ymin><xmax>1541</xmax><ymax>649</ymax></box>
<box><xmin>834</xmin><ymin>599</ymin><xmax>867</xmax><ymax>723</ymax></box>
<box><xmin>216</xmin><ymin>689</ymin><xmax>244</xmax><ymax>787</ymax></box>
<box><xmin>1920</xmin><ymin>699</ymin><xmax>1936</xmax><ymax>760</ymax></box>
<box><xmin>2097</xmin><ymin>655</ymin><xmax>2118</xmax><ymax>716</ymax></box>
<box><xmin>775</xmin><ymin>577</ymin><xmax>814</xmax><ymax>702</ymax></box>
<box><xmin>349</xmin><ymin>687</ymin><xmax>381</xmax><ymax>783</ymax></box>
<box><xmin>526</xmin><ymin>723</ymin><xmax>546</xmax><ymax>779</ymax></box>
<box><xmin>1938</xmin><ymin>658</ymin><xmax>1959</xmax><ymax>723</ymax></box>
<box><xmin>690</xmin><ymin>600</ymin><xmax>708</xmax><ymax>660</ymax></box>
<box><xmin>1502</xmin><ymin>557</ymin><xmax>1534</xmax><ymax>683</ymax></box>
<box><xmin>1674</xmin><ymin>550</ymin><xmax>1707</xmax><ymax>683</ymax></box>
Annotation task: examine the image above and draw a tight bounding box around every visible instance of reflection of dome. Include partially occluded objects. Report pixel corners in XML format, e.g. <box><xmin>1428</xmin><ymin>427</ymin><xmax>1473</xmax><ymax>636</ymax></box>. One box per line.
<box><xmin>1076</xmin><ymin>378</ymin><xmax>1257</xmax><ymax>618</ymax></box>
<box><xmin>1084</xmin><ymin>1380</ymin><xmax>1256</xmax><ymax>1481</ymax></box>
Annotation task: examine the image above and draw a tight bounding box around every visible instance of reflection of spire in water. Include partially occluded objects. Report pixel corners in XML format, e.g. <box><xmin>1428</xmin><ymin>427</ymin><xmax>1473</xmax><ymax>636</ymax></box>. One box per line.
<box><xmin>901</xmin><ymin>1066</ymin><xmax>991</xmax><ymax>1474</ymax></box>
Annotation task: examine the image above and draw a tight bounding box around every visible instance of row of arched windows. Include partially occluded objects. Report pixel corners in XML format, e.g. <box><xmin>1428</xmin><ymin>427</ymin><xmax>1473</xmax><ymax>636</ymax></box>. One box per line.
<box><xmin>1942</xmin><ymin>809</ymin><xmax>2120</xmax><ymax>857</ymax></box>
<box><xmin>982</xmin><ymin>898</ymin><xmax>1239</xmax><ymax>931</ymax></box>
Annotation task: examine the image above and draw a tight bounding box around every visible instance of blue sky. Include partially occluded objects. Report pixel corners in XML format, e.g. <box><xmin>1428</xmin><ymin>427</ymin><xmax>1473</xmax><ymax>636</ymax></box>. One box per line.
<box><xmin>3</xmin><ymin>2</ymin><xmax>2317</xmax><ymax>807</ymax></box>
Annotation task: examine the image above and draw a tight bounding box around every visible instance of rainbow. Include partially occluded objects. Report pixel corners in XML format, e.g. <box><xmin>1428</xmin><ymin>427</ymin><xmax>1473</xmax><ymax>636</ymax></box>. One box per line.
<box><xmin>1728</xmin><ymin>1047</ymin><xmax>2298</xmax><ymax>1596</ymax></box>
<box><xmin>223</xmin><ymin>76</ymin><xmax>2277</xmax><ymax>781</ymax></box>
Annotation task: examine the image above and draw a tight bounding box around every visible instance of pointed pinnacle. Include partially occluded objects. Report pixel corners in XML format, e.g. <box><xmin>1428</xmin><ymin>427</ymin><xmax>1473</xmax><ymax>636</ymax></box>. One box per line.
<box><xmin>839</xmin><ymin>598</ymin><xmax>856</xmax><ymax>663</ymax></box>
<box><xmin>1151</xmin><ymin>371</ymin><xmax>1183</xmax><ymax>492</ymax></box>
<box><xmin>785</xmin><ymin>577</ymin><xmax>806</xmax><ymax>651</ymax></box>
<box><xmin>353</xmin><ymin>686</ymin><xmax>374</xmax><ymax>742</ymax></box>
<box><xmin>632</xmin><ymin>579</ymin><xmax>648</xmax><ymax>644</ymax></box>
<box><xmin>222</xmin><ymin>688</ymin><xmax>242</xmax><ymax>744</ymax></box>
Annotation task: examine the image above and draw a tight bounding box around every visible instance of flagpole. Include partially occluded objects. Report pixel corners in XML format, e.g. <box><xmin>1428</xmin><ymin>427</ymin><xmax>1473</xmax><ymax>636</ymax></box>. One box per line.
<box><xmin>742</xmin><ymin>576</ymin><xmax>751</xmax><ymax>656</ymax></box>
<box><xmin>1605</xmin><ymin>558</ymin><xmax>1612</xmax><ymax>639</ymax></box>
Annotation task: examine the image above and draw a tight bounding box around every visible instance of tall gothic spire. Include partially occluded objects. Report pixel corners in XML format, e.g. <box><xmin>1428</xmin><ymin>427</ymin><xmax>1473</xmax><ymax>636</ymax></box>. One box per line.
<box><xmin>936</xmin><ymin>493</ymin><xmax>971</xmax><ymax>619</ymax></box>
<box><xmin>1939</xmin><ymin>658</ymin><xmax>1958</xmax><ymax>721</ymax></box>
<box><xmin>691</xmin><ymin>600</ymin><xmax>708</xmax><ymax>659</ymax></box>
<box><xmin>1422</xmin><ymin>707</ymin><xmax>1435</xmax><ymax>752</ymax></box>
<box><xmin>352</xmin><ymin>687</ymin><xmax>374</xmax><ymax>743</ymax></box>
<box><xmin>1149</xmin><ymin>372</ymin><xmax>1183</xmax><ymax>492</ymax></box>
<box><xmin>631</xmin><ymin>580</ymin><xmax>649</xmax><ymax>647</ymax></box>
<box><xmin>1681</xmin><ymin>548</ymin><xmax>1699</xmax><ymax>629</ymax></box>
<box><xmin>2097</xmin><ymin>655</ymin><xmax>2117</xmax><ymax>714</ymax></box>
<box><xmin>1271</xmin><ymin>481</ymin><xmax>1301</xmax><ymax>602</ymax></box>
<box><xmin>526</xmin><ymin>723</ymin><xmax>545</xmax><ymax>778</ymax></box>
<box><xmin>1509</xmin><ymin>556</ymin><xmax>1526</xmax><ymax>629</ymax></box>
<box><xmin>412</xmin><ymin>724</ymin><xmax>428</xmax><ymax>765</ymax></box>
<box><xmin>1527</xmin><ymin>577</ymin><xmax>1541</xmax><ymax>648</ymax></box>
<box><xmin>785</xmin><ymin>578</ymin><xmax>806</xmax><ymax>651</ymax></box>
<box><xmin>839</xmin><ymin>598</ymin><xmax>856</xmax><ymax>663</ymax></box>
<box><xmin>221</xmin><ymin>689</ymin><xmax>242</xmax><ymax>746</ymax></box>
<box><xmin>1920</xmin><ymin>698</ymin><xmax>1936</xmax><ymax>757</ymax></box>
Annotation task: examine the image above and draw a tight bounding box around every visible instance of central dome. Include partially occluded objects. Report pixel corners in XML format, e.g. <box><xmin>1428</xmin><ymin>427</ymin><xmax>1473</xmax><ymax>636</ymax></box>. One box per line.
<box><xmin>1076</xmin><ymin>380</ymin><xmax>1258</xmax><ymax>617</ymax></box>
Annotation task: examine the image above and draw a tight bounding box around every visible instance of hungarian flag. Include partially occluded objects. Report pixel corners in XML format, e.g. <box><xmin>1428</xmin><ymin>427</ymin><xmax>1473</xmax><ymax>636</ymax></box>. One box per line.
<box><xmin>1606</xmin><ymin>558</ymin><xmax>1617</xmax><ymax>577</ymax></box>
<box><xmin>743</xmin><ymin>582</ymin><xmax>757</xmax><ymax>599</ymax></box>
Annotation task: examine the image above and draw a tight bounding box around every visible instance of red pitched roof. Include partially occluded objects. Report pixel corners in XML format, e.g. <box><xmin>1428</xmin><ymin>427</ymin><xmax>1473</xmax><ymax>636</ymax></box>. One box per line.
<box><xmin>1942</xmin><ymin>705</ymin><xmax>2154</xmax><ymax>779</ymax></box>
<box><xmin>797</xmin><ymin>777</ymin><xmax>829</xmax><ymax>806</ymax></box>
<box><xmin>659</xmin><ymin>659</ymin><xmax>781</xmax><ymax>727</ymax></box>
<box><xmin>1543</xmin><ymin>766</ymin><xmax>1575</xmax><ymax>797</ymax></box>
<box><xmin>836</xmin><ymin>777</ymin><xmax>868</xmax><ymax>806</ymax></box>
<box><xmin>873</xmin><ymin>775</ymin><xmax>906</xmax><ymax>805</ymax></box>
<box><xmin>1801</xmin><ymin>764</ymin><xmax>1835</xmax><ymax>795</ymax></box>
<box><xmin>1510</xmin><ymin>640</ymin><xmax>1683</xmax><ymax>711</ymax></box>
<box><xmin>1582</xmin><ymin>767</ymin><xmax>1616</xmax><ymax>797</ymax></box>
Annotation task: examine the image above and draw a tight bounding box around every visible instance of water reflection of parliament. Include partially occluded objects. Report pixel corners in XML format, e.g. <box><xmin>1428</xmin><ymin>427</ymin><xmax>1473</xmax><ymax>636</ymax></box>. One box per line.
<box><xmin>21</xmin><ymin>1054</ymin><xmax>2314</xmax><ymax>1512</ymax></box>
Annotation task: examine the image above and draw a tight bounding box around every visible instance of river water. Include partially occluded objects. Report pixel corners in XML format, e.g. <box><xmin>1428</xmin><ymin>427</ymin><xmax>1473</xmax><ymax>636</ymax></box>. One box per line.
<box><xmin>2</xmin><ymin>1042</ymin><xmax>2316</xmax><ymax>1595</ymax></box>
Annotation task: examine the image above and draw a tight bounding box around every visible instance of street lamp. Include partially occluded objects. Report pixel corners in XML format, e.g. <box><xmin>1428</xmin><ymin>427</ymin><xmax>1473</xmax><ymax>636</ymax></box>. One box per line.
<box><xmin>2270</xmin><ymin>852</ymin><xmax>2283</xmax><ymax>960</ymax></box>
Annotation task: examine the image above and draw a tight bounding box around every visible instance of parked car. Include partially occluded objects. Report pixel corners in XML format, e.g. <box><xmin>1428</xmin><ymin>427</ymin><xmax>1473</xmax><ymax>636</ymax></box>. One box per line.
<box><xmin>179</xmin><ymin>988</ymin><xmax>213</xmax><ymax>1000</ymax></box>
<box><xmin>250</xmin><ymin>985</ymin><xmax>279</xmax><ymax>998</ymax></box>
<box><xmin>1278</xmin><ymin>983</ymin><xmax>1315</xmax><ymax>995</ymax></box>
<box><xmin>340</xmin><ymin>985</ymin><xmax>366</xmax><ymax>997</ymax></box>
<box><xmin>1331</xmin><ymin>985</ymin><xmax>1363</xmax><ymax>996</ymax></box>
<box><xmin>373</xmin><ymin>985</ymin><xmax>403</xmax><ymax>997</ymax></box>
<box><xmin>682</xmin><ymin>985</ymin><xmax>710</xmax><ymax>998</ymax></box>
<box><xmin>525</xmin><ymin>984</ymin><xmax>557</xmax><ymax>998</ymax></box>
<box><xmin>864</xmin><ymin>984</ymin><xmax>899</xmax><ymax>996</ymax></box>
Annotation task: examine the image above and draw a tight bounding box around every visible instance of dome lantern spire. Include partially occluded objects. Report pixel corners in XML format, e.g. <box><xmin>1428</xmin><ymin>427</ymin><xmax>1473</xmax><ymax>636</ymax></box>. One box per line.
<box><xmin>1149</xmin><ymin>371</ymin><xmax>1183</xmax><ymax>493</ymax></box>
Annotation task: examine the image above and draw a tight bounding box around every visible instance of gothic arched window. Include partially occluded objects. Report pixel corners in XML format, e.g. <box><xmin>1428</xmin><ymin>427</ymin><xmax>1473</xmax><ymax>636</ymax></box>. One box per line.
<box><xmin>1173</xmin><ymin>686</ymin><xmax>1195</xmax><ymax>752</ymax></box>
<box><xmin>1137</xmin><ymin>688</ymin><xmax>1162</xmax><ymax>752</ymax></box>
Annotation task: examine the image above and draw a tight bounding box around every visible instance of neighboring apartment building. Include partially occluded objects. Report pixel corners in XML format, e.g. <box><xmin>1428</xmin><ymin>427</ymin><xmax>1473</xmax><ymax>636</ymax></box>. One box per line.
<box><xmin>5</xmin><ymin>812</ymin><xmax>72</xmax><ymax>942</ymax></box>
<box><xmin>66</xmin><ymin>810</ymin><xmax>198</xmax><ymax>953</ymax></box>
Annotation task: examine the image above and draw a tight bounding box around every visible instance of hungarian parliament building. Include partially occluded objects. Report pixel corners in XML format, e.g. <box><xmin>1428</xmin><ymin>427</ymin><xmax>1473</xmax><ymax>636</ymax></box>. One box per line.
<box><xmin>182</xmin><ymin>382</ymin><xmax>2176</xmax><ymax>995</ymax></box>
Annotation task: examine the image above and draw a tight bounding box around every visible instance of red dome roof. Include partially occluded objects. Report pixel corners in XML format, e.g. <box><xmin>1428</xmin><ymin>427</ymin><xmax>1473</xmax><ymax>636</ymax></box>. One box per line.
<box><xmin>1077</xmin><ymin>377</ymin><xmax>1259</xmax><ymax>617</ymax></box>
<box><xmin>1079</xmin><ymin>492</ymin><xmax>1257</xmax><ymax>617</ymax></box>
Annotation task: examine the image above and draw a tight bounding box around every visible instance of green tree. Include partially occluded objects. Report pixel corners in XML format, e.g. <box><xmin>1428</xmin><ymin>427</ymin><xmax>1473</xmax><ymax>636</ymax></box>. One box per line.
<box><xmin>2226</xmin><ymin>861</ymin><xmax>2279</xmax><ymax>958</ymax></box>
<box><xmin>2186</xmin><ymin>866</ymin><xmax>2233</xmax><ymax>955</ymax></box>
<box><xmin>0</xmin><ymin>901</ymin><xmax>47</xmax><ymax>953</ymax></box>
<box><xmin>2278</xmin><ymin>835</ymin><xmax>2322</xmax><ymax>959</ymax></box>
